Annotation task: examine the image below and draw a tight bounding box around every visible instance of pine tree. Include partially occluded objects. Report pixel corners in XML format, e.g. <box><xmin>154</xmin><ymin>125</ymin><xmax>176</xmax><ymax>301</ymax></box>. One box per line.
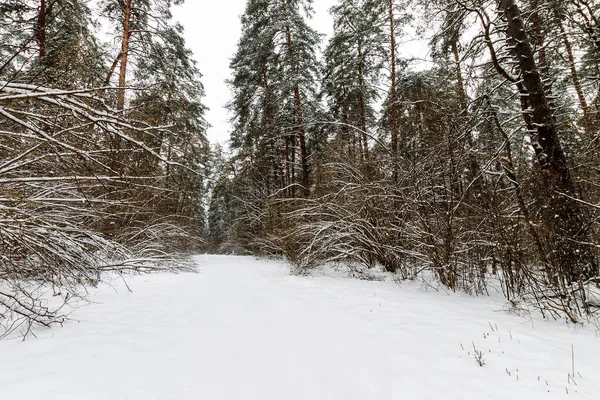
<box><xmin>496</xmin><ymin>0</ymin><xmax>597</xmax><ymax>281</ymax></box>
<box><xmin>322</xmin><ymin>0</ymin><xmax>385</xmax><ymax>161</ymax></box>
<box><xmin>0</xmin><ymin>0</ymin><xmax>103</xmax><ymax>87</ymax></box>
<box><xmin>129</xmin><ymin>21</ymin><xmax>210</xmax><ymax>232</ymax></box>
<box><xmin>229</xmin><ymin>0</ymin><xmax>320</xmax><ymax>198</ymax></box>
<box><xmin>100</xmin><ymin>0</ymin><xmax>188</xmax><ymax>159</ymax></box>
<box><xmin>222</xmin><ymin>0</ymin><xmax>321</xmax><ymax>252</ymax></box>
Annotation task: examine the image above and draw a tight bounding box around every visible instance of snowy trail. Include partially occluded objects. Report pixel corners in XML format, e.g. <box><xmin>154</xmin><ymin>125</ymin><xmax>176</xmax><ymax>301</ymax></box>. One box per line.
<box><xmin>0</xmin><ymin>255</ymin><xmax>598</xmax><ymax>399</ymax></box>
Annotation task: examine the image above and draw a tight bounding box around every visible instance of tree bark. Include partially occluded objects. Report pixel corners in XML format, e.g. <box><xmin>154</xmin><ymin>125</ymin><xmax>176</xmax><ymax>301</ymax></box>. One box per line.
<box><xmin>357</xmin><ymin>38</ymin><xmax>369</xmax><ymax>160</ymax></box>
<box><xmin>530</xmin><ymin>1</ymin><xmax>555</xmax><ymax>111</ymax></box>
<box><xmin>293</xmin><ymin>84</ymin><xmax>309</xmax><ymax>196</ymax></box>
<box><xmin>285</xmin><ymin>135</ymin><xmax>291</xmax><ymax>196</ymax></box>
<box><xmin>38</xmin><ymin>0</ymin><xmax>46</xmax><ymax>59</ymax></box>
<box><xmin>452</xmin><ymin>41</ymin><xmax>467</xmax><ymax>113</ymax></box>
<box><xmin>488</xmin><ymin>99</ymin><xmax>551</xmax><ymax>278</ymax></box>
<box><xmin>559</xmin><ymin>20</ymin><xmax>591</xmax><ymax>121</ymax></box>
<box><xmin>341</xmin><ymin>88</ymin><xmax>353</xmax><ymax>159</ymax></box>
<box><xmin>263</xmin><ymin>69</ymin><xmax>280</xmax><ymax>195</ymax></box>
<box><xmin>499</xmin><ymin>0</ymin><xmax>597</xmax><ymax>282</ymax></box>
<box><xmin>112</xmin><ymin>0</ymin><xmax>133</xmax><ymax>168</ymax></box>
<box><xmin>573</xmin><ymin>0</ymin><xmax>600</xmax><ymax>55</ymax></box>
<box><xmin>105</xmin><ymin>52</ymin><xmax>123</xmax><ymax>86</ymax></box>
<box><xmin>283</xmin><ymin>0</ymin><xmax>309</xmax><ymax>196</ymax></box>
<box><xmin>388</xmin><ymin>0</ymin><xmax>398</xmax><ymax>182</ymax></box>
<box><xmin>117</xmin><ymin>0</ymin><xmax>132</xmax><ymax>112</ymax></box>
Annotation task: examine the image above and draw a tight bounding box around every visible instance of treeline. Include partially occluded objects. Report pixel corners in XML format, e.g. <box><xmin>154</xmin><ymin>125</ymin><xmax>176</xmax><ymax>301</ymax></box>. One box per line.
<box><xmin>0</xmin><ymin>0</ymin><xmax>208</xmax><ymax>335</ymax></box>
<box><xmin>211</xmin><ymin>0</ymin><xmax>600</xmax><ymax>320</ymax></box>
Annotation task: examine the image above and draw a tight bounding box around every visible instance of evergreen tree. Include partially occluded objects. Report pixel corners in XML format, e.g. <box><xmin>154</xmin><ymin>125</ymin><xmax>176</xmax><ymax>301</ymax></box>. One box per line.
<box><xmin>228</xmin><ymin>0</ymin><xmax>321</xmax><ymax>199</ymax></box>
<box><xmin>0</xmin><ymin>0</ymin><xmax>212</xmax><ymax>332</ymax></box>
<box><xmin>129</xmin><ymin>21</ymin><xmax>210</xmax><ymax>227</ymax></box>
<box><xmin>0</xmin><ymin>0</ymin><xmax>103</xmax><ymax>87</ymax></box>
<box><xmin>232</xmin><ymin>0</ymin><xmax>599</xmax><ymax>319</ymax></box>
<box><xmin>321</xmin><ymin>0</ymin><xmax>385</xmax><ymax>161</ymax></box>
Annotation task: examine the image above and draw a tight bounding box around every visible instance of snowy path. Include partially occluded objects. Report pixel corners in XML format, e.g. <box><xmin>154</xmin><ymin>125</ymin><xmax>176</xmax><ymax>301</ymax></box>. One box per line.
<box><xmin>0</xmin><ymin>255</ymin><xmax>598</xmax><ymax>399</ymax></box>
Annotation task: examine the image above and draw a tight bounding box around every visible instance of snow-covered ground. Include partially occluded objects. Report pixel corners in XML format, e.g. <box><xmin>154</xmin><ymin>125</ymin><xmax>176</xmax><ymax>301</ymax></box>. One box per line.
<box><xmin>0</xmin><ymin>255</ymin><xmax>598</xmax><ymax>399</ymax></box>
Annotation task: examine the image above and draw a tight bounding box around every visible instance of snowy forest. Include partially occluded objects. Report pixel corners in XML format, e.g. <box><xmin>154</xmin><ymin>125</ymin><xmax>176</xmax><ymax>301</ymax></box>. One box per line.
<box><xmin>0</xmin><ymin>0</ymin><xmax>209</xmax><ymax>334</ymax></box>
<box><xmin>1</xmin><ymin>0</ymin><xmax>600</xmax><ymax>336</ymax></box>
<box><xmin>215</xmin><ymin>0</ymin><xmax>600</xmax><ymax>322</ymax></box>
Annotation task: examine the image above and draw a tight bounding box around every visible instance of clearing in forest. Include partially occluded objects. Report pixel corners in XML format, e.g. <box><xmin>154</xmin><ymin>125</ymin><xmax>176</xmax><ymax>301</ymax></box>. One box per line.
<box><xmin>0</xmin><ymin>255</ymin><xmax>598</xmax><ymax>399</ymax></box>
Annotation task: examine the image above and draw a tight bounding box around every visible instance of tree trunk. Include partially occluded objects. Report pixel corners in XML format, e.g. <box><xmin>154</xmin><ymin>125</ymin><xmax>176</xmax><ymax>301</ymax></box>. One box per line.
<box><xmin>263</xmin><ymin>69</ymin><xmax>280</xmax><ymax>195</ymax></box>
<box><xmin>452</xmin><ymin>39</ymin><xmax>482</xmax><ymax>188</ymax></box>
<box><xmin>279</xmin><ymin>147</ymin><xmax>286</xmax><ymax>192</ymax></box>
<box><xmin>357</xmin><ymin>38</ymin><xmax>369</xmax><ymax>160</ymax></box>
<box><xmin>112</xmin><ymin>0</ymin><xmax>133</xmax><ymax>169</ymax></box>
<box><xmin>105</xmin><ymin>52</ymin><xmax>123</xmax><ymax>86</ymax></box>
<box><xmin>499</xmin><ymin>0</ymin><xmax>597</xmax><ymax>282</ymax></box>
<box><xmin>285</xmin><ymin>135</ymin><xmax>291</xmax><ymax>196</ymax></box>
<box><xmin>530</xmin><ymin>1</ymin><xmax>555</xmax><ymax>111</ymax></box>
<box><xmin>341</xmin><ymin>88</ymin><xmax>352</xmax><ymax>159</ymax></box>
<box><xmin>452</xmin><ymin>41</ymin><xmax>467</xmax><ymax>113</ymax></box>
<box><xmin>38</xmin><ymin>0</ymin><xmax>46</xmax><ymax>59</ymax></box>
<box><xmin>283</xmin><ymin>0</ymin><xmax>309</xmax><ymax>196</ymax></box>
<box><xmin>489</xmin><ymin>99</ymin><xmax>551</xmax><ymax>279</ymax></box>
<box><xmin>574</xmin><ymin>0</ymin><xmax>600</xmax><ymax>55</ymax></box>
<box><xmin>559</xmin><ymin>20</ymin><xmax>591</xmax><ymax>121</ymax></box>
<box><xmin>293</xmin><ymin>84</ymin><xmax>309</xmax><ymax>196</ymax></box>
<box><xmin>291</xmin><ymin>131</ymin><xmax>296</xmax><ymax>197</ymax></box>
<box><xmin>117</xmin><ymin>0</ymin><xmax>132</xmax><ymax>112</ymax></box>
<box><xmin>388</xmin><ymin>0</ymin><xmax>398</xmax><ymax>182</ymax></box>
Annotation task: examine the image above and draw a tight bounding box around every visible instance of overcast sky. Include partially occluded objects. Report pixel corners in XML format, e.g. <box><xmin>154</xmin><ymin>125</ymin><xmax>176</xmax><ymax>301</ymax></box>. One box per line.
<box><xmin>172</xmin><ymin>1</ymin><xmax>338</xmax><ymax>145</ymax></box>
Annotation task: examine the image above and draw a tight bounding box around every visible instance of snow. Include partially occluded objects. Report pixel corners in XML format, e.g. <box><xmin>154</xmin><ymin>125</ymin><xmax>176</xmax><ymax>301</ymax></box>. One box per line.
<box><xmin>0</xmin><ymin>255</ymin><xmax>598</xmax><ymax>399</ymax></box>
<box><xmin>586</xmin><ymin>283</ymin><xmax>600</xmax><ymax>307</ymax></box>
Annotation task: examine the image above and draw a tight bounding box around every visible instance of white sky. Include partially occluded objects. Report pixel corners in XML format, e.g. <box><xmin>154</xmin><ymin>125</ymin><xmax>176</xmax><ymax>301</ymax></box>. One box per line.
<box><xmin>173</xmin><ymin>0</ymin><xmax>338</xmax><ymax>145</ymax></box>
